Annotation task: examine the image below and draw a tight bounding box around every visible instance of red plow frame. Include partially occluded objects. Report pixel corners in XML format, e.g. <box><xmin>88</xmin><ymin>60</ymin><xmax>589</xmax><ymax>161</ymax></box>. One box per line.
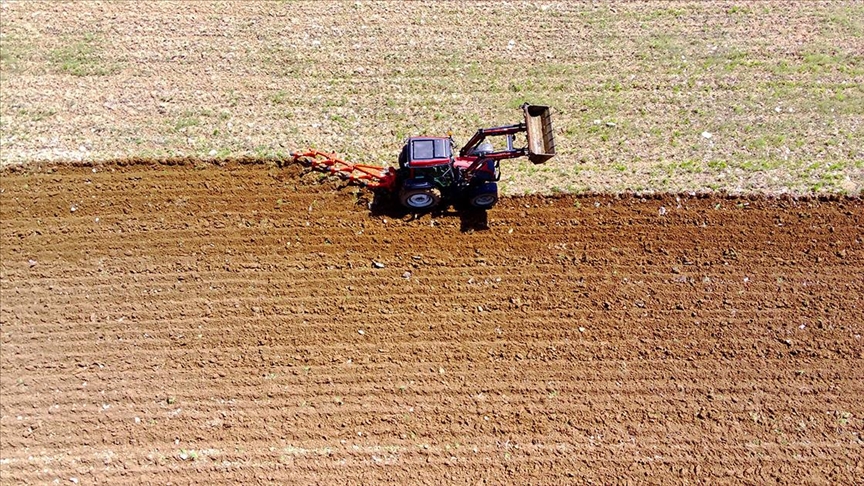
<box><xmin>291</xmin><ymin>150</ymin><xmax>397</xmax><ymax>191</ymax></box>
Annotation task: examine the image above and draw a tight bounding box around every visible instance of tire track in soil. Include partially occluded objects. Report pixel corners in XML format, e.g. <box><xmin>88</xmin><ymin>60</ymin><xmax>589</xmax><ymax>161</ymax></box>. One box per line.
<box><xmin>2</xmin><ymin>162</ymin><xmax>863</xmax><ymax>484</ymax></box>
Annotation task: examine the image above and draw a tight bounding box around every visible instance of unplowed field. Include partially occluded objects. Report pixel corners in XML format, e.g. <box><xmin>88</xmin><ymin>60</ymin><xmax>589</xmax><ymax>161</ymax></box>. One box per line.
<box><xmin>1</xmin><ymin>162</ymin><xmax>862</xmax><ymax>484</ymax></box>
<box><xmin>3</xmin><ymin>1</ymin><xmax>862</xmax><ymax>195</ymax></box>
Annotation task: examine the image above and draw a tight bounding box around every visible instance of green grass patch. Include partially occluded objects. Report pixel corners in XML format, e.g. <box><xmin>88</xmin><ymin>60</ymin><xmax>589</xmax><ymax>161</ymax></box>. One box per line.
<box><xmin>174</xmin><ymin>118</ymin><xmax>200</xmax><ymax>130</ymax></box>
<box><xmin>269</xmin><ymin>90</ymin><xmax>289</xmax><ymax>105</ymax></box>
<box><xmin>645</xmin><ymin>34</ymin><xmax>683</xmax><ymax>60</ymax></box>
<box><xmin>48</xmin><ymin>33</ymin><xmax>118</xmax><ymax>76</ymax></box>
<box><xmin>798</xmin><ymin>48</ymin><xmax>862</xmax><ymax>75</ymax></box>
<box><xmin>735</xmin><ymin>159</ymin><xmax>784</xmax><ymax>171</ymax></box>
<box><xmin>16</xmin><ymin>108</ymin><xmax>57</xmax><ymax>122</ymax></box>
<box><xmin>823</xmin><ymin>5</ymin><xmax>864</xmax><ymax>37</ymax></box>
<box><xmin>726</xmin><ymin>5</ymin><xmax>754</xmax><ymax>15</ymax></box>
<box><xmin>707</xmin><ymin>160</ymin><xmax>728</xmax><ymax>171</ymax></box>
<box><xmin>702</xmin><ymin>48</ymin><xmax>764</xmax><ymax>72</ymax></box>
<box><xmin>0</xmin><ymin>34</ymin><xmax>32</xmax><ymax>73</ymax></box>
<box><xmin>507</xmin><ymin>95</ymin><xmax>553</xmax><ymax>110</ymax></box>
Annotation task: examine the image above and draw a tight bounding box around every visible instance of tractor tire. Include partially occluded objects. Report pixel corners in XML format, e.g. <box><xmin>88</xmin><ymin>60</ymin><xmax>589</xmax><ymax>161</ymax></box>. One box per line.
<box><xmin>468</xmin><ymin>184</ymin><xmax>498</xmax><ymax>209</ymax></box>
<box><xmin>399</xmin><ymin>187</ymin><xmax>441</xmax><ymax>210</ymax></box>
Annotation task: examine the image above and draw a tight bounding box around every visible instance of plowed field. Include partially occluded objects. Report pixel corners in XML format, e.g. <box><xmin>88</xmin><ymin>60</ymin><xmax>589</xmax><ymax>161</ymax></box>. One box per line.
<box><xmin>1</xmin><ymin>162</ymin><xmax>862</xmax><ymax>484</ymax></box>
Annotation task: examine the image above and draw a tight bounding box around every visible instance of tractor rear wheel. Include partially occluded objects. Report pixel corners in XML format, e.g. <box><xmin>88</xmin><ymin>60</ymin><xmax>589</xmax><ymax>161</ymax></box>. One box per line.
<box><xmin>399</xmin><ymin>188</ymin><xmax>441</xmax><ymax>210</ymax></box>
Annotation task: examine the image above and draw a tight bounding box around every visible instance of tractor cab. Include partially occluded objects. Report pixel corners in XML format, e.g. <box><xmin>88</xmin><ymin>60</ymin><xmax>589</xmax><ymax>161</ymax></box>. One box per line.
<box><xmin>395</xmin><ymin>137</ymin><xmax>455</xmax><ymax>210</ymax></box>
<box><xmin>398</xmin><ymin>137</ymin><xmax>453</xmax><ymax>169</ymax></box>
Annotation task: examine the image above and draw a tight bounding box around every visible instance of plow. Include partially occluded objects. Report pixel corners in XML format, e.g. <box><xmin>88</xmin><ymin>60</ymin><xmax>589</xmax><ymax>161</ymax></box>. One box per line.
<box><xmin>291</xmin><ymin>103</ymin><xmax>555</xmax><ymax>210</ymax></box>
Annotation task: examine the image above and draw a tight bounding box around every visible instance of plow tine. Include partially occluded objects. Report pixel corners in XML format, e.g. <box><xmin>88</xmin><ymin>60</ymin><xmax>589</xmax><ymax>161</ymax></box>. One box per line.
<box><xmin>291</xmin><ymin>150</ymin><xmax>396</xmax><ymax>190</ymax></box>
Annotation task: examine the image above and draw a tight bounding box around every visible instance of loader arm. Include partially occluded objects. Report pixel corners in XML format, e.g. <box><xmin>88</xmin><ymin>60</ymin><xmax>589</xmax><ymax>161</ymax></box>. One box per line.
<box><xmin>459</xmin><ymin>123</ymin><xmax>528</xmax><ymax>158</ymax></box>
<box><xmin>458</xmin><ymin>104</ymin><xmax>556</xmax><ymax>165</ymax></box>
<box><xmin>456</xmin><ymin>148</ymin><xmax>527</xmax><ymax>181</ymax></box>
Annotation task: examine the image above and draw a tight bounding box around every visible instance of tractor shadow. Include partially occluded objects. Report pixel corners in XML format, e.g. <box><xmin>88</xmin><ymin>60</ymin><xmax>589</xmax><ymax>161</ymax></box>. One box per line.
<box><xmin>368</xmin><ymin>191</ymin><xmax>489</xmax><ymax>233</ymax></box>
<box><xmin>456</xmin><ymin>208</ymin><xmax>489</xmax><ymax>233</ymax></box>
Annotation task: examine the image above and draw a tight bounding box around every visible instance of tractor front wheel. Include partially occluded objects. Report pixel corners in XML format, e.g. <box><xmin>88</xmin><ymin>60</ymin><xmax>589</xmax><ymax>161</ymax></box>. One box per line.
<box><xmin>469</xmin><ymin>192</ymin><xmax>498</xmax><ymax>209</ymax></box>
<box><xmin>467</xmin><ymin>182</ymin><xmax>498</xmax><ymax>209</ymax></box>
<box><xmin>399</xmin><ymin>187</ymin><xmax>441</xmax><ymax>210</ymax></box>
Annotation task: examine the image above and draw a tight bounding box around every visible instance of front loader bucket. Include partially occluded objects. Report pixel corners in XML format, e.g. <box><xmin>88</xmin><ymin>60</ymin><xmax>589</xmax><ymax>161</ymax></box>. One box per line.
<box><xmin>523</xmin><ymin>104</ymin><xmax>556</xmax><ymax>164</ymax></box>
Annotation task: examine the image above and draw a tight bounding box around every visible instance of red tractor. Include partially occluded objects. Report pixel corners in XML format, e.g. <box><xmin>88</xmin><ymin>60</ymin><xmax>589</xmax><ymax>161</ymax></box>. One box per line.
<box><xmin>292</xmin><ymin>104</ymin><xmax>555</xmax><ymax>211</ymax></box>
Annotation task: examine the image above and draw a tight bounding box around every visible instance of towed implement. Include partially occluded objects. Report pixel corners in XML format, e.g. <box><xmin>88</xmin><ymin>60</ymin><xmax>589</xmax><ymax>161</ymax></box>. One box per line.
<box><xmin>292</xmin><ymin>104</ymin><xmax>555</xmax><ymax>210</ymax></box>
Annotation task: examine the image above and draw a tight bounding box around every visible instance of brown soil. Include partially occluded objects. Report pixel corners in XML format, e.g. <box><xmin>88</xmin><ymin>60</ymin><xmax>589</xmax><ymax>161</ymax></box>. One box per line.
<box><xmin>1</xmin><ymin>161</ymin><xmax>863</xmax><ymax>484</ymax></box>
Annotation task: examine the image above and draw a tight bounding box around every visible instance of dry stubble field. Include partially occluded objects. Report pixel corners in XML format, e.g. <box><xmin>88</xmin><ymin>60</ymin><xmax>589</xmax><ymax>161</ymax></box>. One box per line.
<box><xmin>1</xmin><ymin>1</ymin><xmax>862</xmax><ymax>194</ymax></box>
<box><xmin>1</xmin><ymin>1</ymin><xmax>863</xmax><ymax>485</ymax></box>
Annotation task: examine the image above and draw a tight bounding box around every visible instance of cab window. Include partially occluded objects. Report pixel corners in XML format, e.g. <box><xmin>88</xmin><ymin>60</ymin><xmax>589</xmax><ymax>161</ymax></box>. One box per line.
<box><xmin>411</xmin><ymin>139</ymin><xmax>449</xmax><ymax>160</ymax></box>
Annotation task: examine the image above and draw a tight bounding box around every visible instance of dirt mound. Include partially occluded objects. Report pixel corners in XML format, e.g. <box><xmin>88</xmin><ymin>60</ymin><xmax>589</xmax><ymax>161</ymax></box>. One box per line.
<box><xmin>2</xmin><ymin>163</ymin><xmax>862</xmax><ymax>484</ymax></box>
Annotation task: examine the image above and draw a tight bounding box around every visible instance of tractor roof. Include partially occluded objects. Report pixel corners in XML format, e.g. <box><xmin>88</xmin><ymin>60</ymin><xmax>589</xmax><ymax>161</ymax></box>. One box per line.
<box><xmin>405</xmin><ymin>137</ymin><xmax>452</xmax><ymax>168</ymax></box>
